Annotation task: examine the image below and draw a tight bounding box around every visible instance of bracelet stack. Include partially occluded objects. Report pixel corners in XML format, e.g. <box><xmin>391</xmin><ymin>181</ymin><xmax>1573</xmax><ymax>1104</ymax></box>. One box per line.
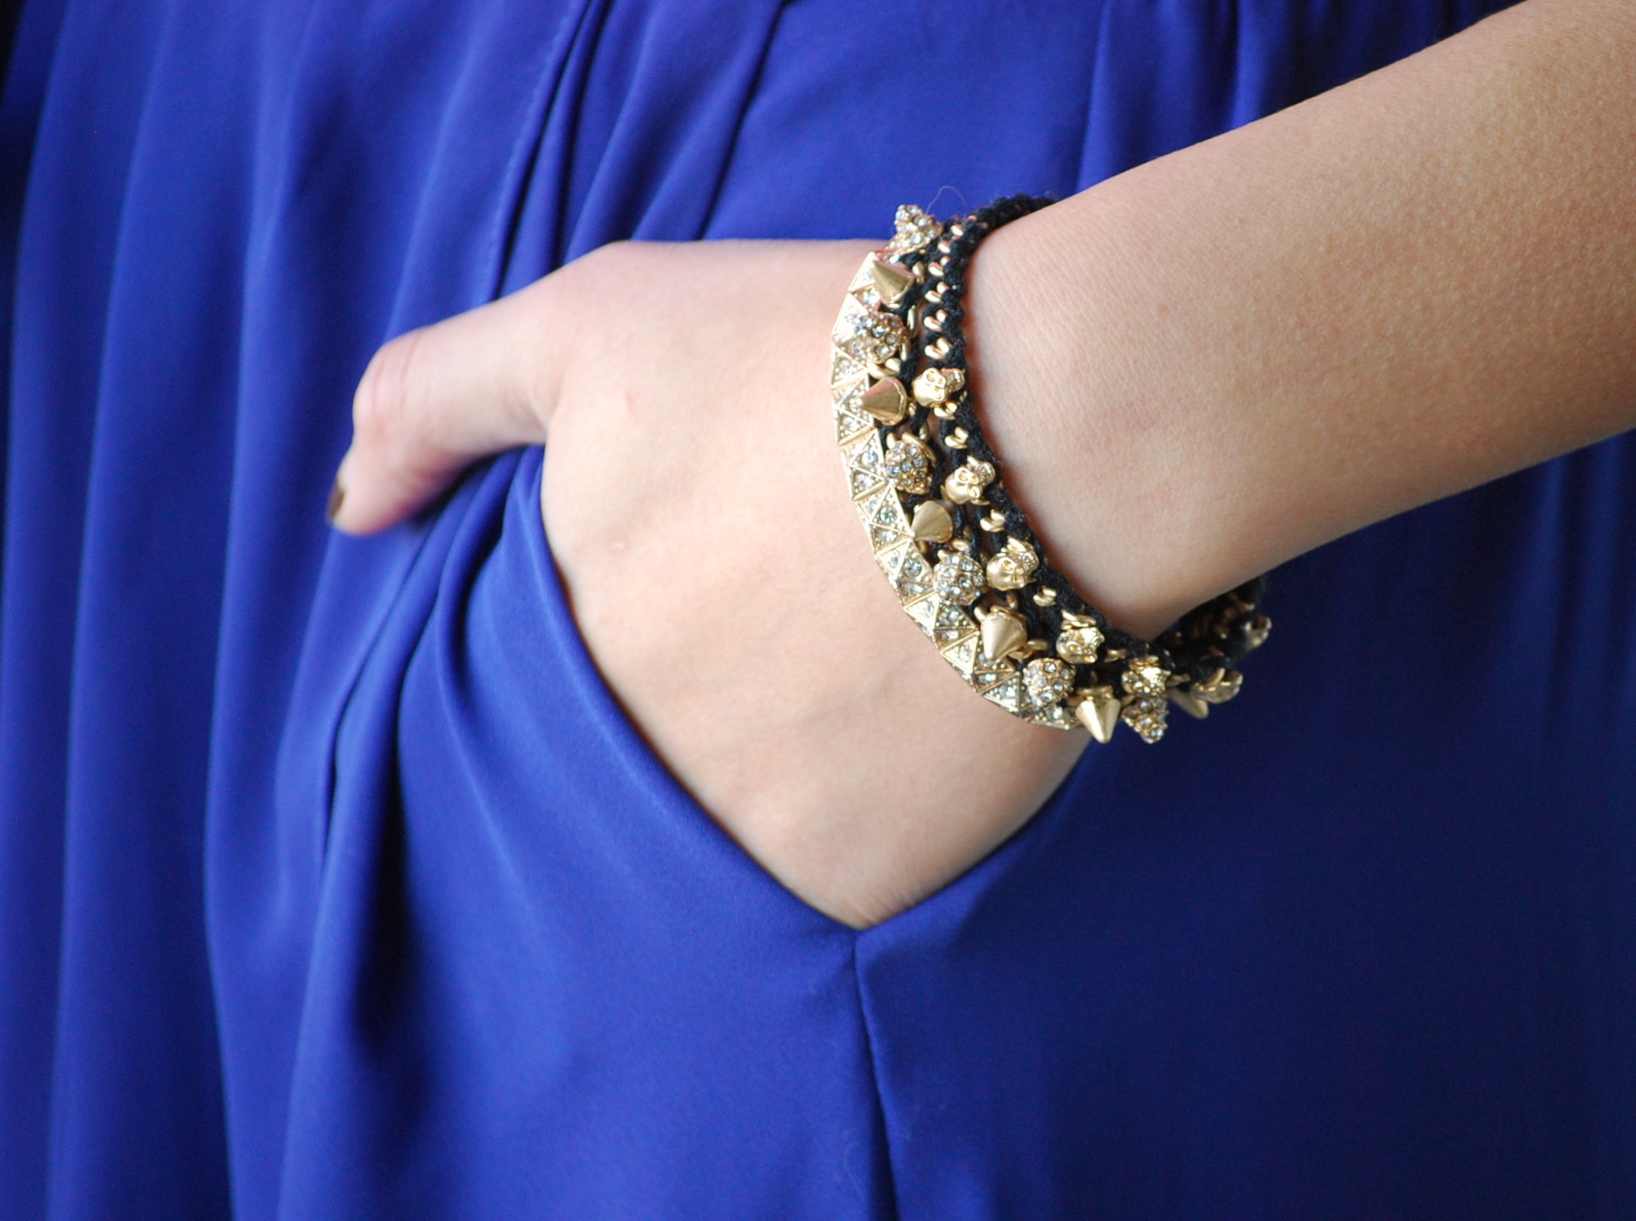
<box><xmin>830</xmin><ymin>198</ymin><xmax>1269</xmax><ymax>743</ymax></box>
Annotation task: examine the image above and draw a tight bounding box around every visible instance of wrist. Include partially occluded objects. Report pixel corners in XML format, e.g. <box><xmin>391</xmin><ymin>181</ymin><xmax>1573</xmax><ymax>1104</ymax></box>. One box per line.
<box><xmin>965</xmin><ymin>192</ymin><xmax>1238</xmax><ymax>640</ymax></box>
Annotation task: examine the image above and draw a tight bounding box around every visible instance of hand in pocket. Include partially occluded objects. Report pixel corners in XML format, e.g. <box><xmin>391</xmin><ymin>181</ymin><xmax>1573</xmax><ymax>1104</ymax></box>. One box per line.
<box><xmin>332</xmin><ymin>240</ymin><xmax>1087</xmax><ymax>928</ymax></box>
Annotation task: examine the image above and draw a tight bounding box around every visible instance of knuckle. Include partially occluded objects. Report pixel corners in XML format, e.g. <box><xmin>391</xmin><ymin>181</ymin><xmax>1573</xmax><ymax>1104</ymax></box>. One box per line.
<box><xmin>353</xmin><ymin>330</ymin><xmax>422</xmax><ymax>436</ymax></box>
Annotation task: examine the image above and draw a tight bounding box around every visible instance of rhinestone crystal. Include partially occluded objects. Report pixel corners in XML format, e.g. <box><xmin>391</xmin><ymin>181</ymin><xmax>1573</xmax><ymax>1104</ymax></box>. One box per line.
<box><xmin>1030</xmin><ymin>701</ymin><xmax>1078</xmax><ymax>731</ymax></box>
<box><xmin>931</xmin><ymin>551</ymin><xmax>985</xmax><ymax>605</ymax></box>
<box><xmin>1023</xmin><ymin>657</ymin><xmax>1073</xmax><ymax>706</ymax></box>
<box><xmin>893</xmin><ymin>553</ymin><xmax>934</xmax><ymax>599</ymax></box>
<box><xmin>1121</xmin><ymin>695</ymin><xmax>1169</xmax><ymax>744</ymax></box>
<box><xmin>887</xmin><ymin>205</ymin><xmax>940</xmax><ymax>255</ymax></box>
<box><xmin>932</xmin><ymin>600</ymin><xmax>977</xmax><ymax>644</ymax></box>
<box><xmin>882</xmin><ymin>437</ymin><xmax>934</xmax><ymax>495</ymax></box>
<box><xmin>838</xmin><ymin>304</ymin><xmax>908</xmax><ymax>365</ymax></box>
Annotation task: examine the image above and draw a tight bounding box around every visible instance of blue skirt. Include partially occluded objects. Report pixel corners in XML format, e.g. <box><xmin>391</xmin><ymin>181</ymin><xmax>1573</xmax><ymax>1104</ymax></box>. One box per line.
<box><xmin>4</xmin><ymin>0</ymin><xmax>1633</xmax><ymax>1216</ymax></box>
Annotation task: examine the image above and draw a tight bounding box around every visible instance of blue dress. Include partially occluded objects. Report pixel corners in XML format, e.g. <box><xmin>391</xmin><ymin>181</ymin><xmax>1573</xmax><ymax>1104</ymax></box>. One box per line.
<box><xmin>4</xmin><ymin>0</ymin><xmax>1633</xmax><ymax>1216</ymax></box>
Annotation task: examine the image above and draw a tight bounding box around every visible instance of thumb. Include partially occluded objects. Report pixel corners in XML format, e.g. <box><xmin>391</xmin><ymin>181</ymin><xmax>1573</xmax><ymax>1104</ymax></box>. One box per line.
<box><xmin>327</xmin><ymin>280</ymin><xmax>564</xmax><ymax>534</ymax></box>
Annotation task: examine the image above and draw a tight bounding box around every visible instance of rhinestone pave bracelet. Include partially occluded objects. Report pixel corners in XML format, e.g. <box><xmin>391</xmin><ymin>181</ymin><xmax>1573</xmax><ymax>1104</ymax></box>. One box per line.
<box><xmin>830</xmin><ymin>198</ymin><xmax>1269</xmax><ymax>743</ymax></box>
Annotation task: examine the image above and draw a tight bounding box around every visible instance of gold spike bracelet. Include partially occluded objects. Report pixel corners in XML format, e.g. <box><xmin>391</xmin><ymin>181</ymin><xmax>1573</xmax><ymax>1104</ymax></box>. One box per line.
<box><xmin>830</xmin><ymin>199</ymin><xmax>1269</xmax><ymax>744</ymax></box>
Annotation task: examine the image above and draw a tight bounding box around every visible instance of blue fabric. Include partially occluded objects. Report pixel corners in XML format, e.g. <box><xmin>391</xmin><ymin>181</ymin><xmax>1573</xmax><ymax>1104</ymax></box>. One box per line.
<box><xmin>4</xmin><ymin>0</ymin><xmax>1633</xmax><ymax>1217</ymax></box>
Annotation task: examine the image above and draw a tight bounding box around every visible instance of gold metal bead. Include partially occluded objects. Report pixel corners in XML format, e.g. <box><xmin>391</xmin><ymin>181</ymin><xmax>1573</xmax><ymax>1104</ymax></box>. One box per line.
<box><xmin>869</xmin><ymin>256</ymin><xmax>916</xmax><ymax>306</ymax></box>
<box><xmin>909</xmin><ymin>499</ymin><xmax>955</xmax><ymax>545</ymax></box>
<box><xmin>1121</xmin><ymin>695</ymin><xmax>1168</xmax><ymax>743</ymax></box>
<box><xmin>912</xmin><ymin>366</ymin><xmax>965</xmax><ymax>406</ymax></box>
<box><xmin>1244</xmin><ymin>615</ymin><xmax>1272</xmax><ymax>650</ymax></box>
<box><xmin>945</xmin><ymin>427</ymin><xmax>969</xmax><ymax>449</ymax></box>
<box><xmin>1193</xmin><ymin>668</ymin><xmax>1243</xmax><ymax>704</ymax></box>
<box><xmin>979</xmin><ymin>511</ymin><xmax>1006</xmax><ymax>532</ymax></box>
<box><xmin>882</xmin><ymin>435</ymin><xmax>934</xmax><ymax>496</ymax></box>
<box><xmin>1023</xmin><ymin>657</ymin><xmax>1073</xmax><ymax>706</ymax></box>
<box><xmin>980</xmin><ymin>607</ymin><xmax>1029</xmax><ymax>661</ymax></box>
<box><xmin>1075</xmin><ymin>686</ymin><xmax>1121</xmax><ymax>744</ymax></box>
<box><xmin>836</xmin><ymin>304</ymin><xmax>908</xmax><ymax>365</ymax></box>
<box><xmin>1122</xmin><ymin>655</ymin><xmax>1169</xmax><ymax>696</ymax></box>
<box><xmin>985</xmin><ymin>538</ymin><xmax>1039</xmax><ymax>591</ymax></box>
<box><xmin>943</xmin><ymin>459</ymin><xmax>995</xmax><ymax>505</ymax></box>
<box><xmin>1168</xmin><ymin>688</ymin><xmax>1210</xmax><ymax>720</ymax></box>
<box><xmin>1055</xmin><ymin>617</ymin><xmax>1104</xmax><ymax>665</ymax></box>
<box><xmin>860</xmin><ymin>377</ymin><xmax>910</xmax><ymax>425</ymax></box>
<box><xmin>931</xmin><ymin>551</ymin><xmax>985</xmax><ymax>606</ymax></box>
<box><xmin>887</xmin><ymin>205</ymin><xmax>939</xmax><ymax>255</ymax></box>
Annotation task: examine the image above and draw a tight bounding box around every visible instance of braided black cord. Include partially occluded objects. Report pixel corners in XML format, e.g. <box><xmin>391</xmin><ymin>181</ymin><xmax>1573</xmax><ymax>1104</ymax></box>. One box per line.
<box><xmin>904</xmin><ymin>195</ymin><xmax>1267</xmax><ymax>690</ymax></box>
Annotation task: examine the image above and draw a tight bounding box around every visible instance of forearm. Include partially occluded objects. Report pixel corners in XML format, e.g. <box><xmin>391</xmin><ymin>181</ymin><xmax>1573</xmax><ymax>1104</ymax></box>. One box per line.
<box><xmin>973</xmin><ymin>0</ymin><xmax>1636</xmax><ymax>636</ymax></box>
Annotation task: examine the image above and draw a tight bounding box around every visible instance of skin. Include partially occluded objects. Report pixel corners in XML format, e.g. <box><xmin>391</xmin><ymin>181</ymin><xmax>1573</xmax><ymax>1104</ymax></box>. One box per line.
<box><xmin>331</xmin><ymin>0</ymin><xmax>1636</xmax><ymax>928</ymax></box>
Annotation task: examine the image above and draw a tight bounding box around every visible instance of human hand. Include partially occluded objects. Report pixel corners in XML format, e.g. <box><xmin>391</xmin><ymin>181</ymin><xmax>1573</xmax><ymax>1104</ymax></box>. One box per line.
<box><xmin>331</xmin><ymin>241</ymin><xmax>1088</xmax><ymax>928</ymax></box>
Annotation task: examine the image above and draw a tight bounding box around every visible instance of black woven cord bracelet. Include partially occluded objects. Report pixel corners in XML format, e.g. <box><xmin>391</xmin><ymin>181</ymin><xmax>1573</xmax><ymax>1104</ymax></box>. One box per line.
<box><xmin>829</xmin><ymin>200</ymin><xmax>1270</xmax><ymax>743</ymax></box>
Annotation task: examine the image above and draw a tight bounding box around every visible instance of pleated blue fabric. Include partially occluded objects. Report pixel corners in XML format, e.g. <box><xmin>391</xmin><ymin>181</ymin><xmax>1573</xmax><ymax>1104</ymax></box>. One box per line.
<box><xmin>5</xmin><ymin>0</ymin><xmax>1633</xmax><ymax>1217</ymax></box>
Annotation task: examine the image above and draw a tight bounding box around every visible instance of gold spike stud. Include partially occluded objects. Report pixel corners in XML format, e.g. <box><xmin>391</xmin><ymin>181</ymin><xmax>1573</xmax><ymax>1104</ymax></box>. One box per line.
<box><xmin>979</xmin><ymin>607</ymin><xmax>1029</xmax><ymax>661</ymax></box>
<box><xmin>870</xmin><ymin>256</ymin><xmax>917</xmax><ymax>306</ymax></box>
<box><xmin>859</xmin><ymin>377</ymin><xmax>910</xmax><ymax>425</ymax></box>
<box><xmin>909</xmin><ymin>499</ymin><xmax>955</xmax><ymax>545</ymax></box>
<box><xmin>1075</xmin><ymin>686</ymin><xmax>1121</xmax><ymax>744</ymax></box>
<box><xmin>1168</xmin><ymin>688</ymin><xmax>1210</xmax><ymax>720</ymax></box>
